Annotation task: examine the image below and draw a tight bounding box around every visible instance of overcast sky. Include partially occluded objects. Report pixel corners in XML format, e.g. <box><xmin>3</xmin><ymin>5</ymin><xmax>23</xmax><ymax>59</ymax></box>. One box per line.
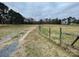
<box><xmin>3</xmin><ymin>2</ymin><xmax>79</xmax><ymax>20</ymax></box>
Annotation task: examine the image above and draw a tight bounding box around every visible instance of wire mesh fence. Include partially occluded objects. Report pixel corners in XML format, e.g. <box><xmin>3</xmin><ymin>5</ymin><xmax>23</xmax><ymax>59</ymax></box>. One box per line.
<box><xmin>38</xmin><ymin>25</ymin><xmax>79</xmax><ymax>49</ymax></box>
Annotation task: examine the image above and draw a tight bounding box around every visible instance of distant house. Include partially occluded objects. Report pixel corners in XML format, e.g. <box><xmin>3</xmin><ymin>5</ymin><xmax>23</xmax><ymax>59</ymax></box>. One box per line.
<box><xmin>61</xmin><ymin>18</ymin><xmax>69</xmax><ymax>25</ymax></box>
<box><xmin>61</xmin><ymin>17</ymin><xmax>76</xmax><ymax>25</ymax></box>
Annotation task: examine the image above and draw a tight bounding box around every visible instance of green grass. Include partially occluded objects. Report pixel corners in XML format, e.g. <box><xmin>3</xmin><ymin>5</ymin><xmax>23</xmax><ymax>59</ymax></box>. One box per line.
<box><xmin>40</xmin><ymin>27</ymin><xmax>49</xmax><ymax>36</ymax></box>
<box><xmin>12</xmin><ymin>24</ymin><xmax>79</xmax><ymax>57</ymax></box>
<box><xmin>0</xmin><ymin>24</ymin><xmax>33</xmax><ymax>48</ymax></box>
<box><xmin>0</xmin><ymin>24</ymin><xmax>31</xmax><ymax>39</ymax></box>
<box><xmin>21</xmin><ymin>28</ymin><xmax>77</xmax><ymax>57</ymax></box>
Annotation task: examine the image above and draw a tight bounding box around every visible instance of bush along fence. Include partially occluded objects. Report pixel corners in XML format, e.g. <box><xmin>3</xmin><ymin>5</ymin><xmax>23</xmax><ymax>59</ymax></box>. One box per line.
<box><xmin>38</xmin><ymin>25</ymin><xmax>79</xmax><ymax>49</ymax></box>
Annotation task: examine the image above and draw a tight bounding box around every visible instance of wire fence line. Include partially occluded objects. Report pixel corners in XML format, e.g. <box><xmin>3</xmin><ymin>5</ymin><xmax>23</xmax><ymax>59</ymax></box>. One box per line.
<box><xmin>38</xmin><ymin>25</ymin><xmax>79</xmax><ymax>49</ymax></box>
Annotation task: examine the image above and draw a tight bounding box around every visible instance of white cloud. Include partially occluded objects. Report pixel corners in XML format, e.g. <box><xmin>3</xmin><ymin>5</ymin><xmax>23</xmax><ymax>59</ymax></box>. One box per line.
<box><xmin>3</xmin><ymin>2</ymin><xmax>79</xmax><ymax>20</ymax></box>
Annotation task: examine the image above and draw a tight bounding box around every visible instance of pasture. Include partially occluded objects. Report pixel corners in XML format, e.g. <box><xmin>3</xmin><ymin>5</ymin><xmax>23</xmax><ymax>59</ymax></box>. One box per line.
<box><xmin>13</xmin><ymin>24</ymin><xmax>79</xmax><ymax>57</ymax></box>
<box><xmin>0</xmin><ymin>24</ymin><xmax>79</xmax><ymax>57</ymax></box>
<box><xmin>0</xmin><ymin>24</ymin><xmax>31</xmax><ymax>38</ymax></box>
<box><xmin>0</xmin><ymin>24</ymin><xmax>34</xmax><ymax>49</ymax></box>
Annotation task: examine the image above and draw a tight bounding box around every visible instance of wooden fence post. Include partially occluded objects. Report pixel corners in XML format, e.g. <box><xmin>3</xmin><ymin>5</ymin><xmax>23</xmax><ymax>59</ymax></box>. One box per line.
<box><xmin>71</xmin><ymin>36</ymin><xmax>79</xmax><ymax>46</ymax></box>
<box><xmin>60</xmin><ymin>27</ymin><xmax>62</xmax><ymax>45</ymax></box>
<box><xmin>49</xmin><ymin>27</ymin><xmax>51</xmax><ymax>40</ymax></box>
<box><xmin>39</xmin><ymin>25</ymin><xmax>41</xmax><ymax>32</ymax></box>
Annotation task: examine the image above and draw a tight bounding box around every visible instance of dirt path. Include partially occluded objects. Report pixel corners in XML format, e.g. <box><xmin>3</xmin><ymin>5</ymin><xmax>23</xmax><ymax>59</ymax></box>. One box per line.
<box><xmin>11</xmin><ymin>27</ymin><xmax>37</xmax><ymax>57</ymax></box>
<box><xmin>19</xmin><ymin>27</ymin><xmax>36</xmax><ymax>42</ymax></box>
<box><xmin>0</xmin><ymin>26</ymin><xmax>36</xmax><ymax>57</ymax></box>
<box><xmin>13</xmin><ymin>28</ymin><xmax>77</xmax><ymax>57</ymax></box>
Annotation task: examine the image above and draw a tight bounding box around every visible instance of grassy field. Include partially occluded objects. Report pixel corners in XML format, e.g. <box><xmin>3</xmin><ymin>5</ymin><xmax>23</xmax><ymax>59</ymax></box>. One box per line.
<box><xmin>0</xmin><ymin>24</ymin><xmax>32</xmax><ymax>38</ymax></box>
<box><xmin>0</xmin><ymin>24</ymin><xmax>35</xmax><ymax>49</ymax></box>
<box><xmin>12</xmin><ymin>24</ymin><xmax>79</xmax><ymax>57</ymax></box>
<box><xmin>0</xmin><ymin>24</ymin><xmax>79</xmax><ymax>57</ymax></box>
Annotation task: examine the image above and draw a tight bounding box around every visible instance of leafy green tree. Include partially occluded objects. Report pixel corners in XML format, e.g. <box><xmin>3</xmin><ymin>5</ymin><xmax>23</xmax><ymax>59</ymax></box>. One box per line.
<box><xmin>8</xmin><ymin>9</ymin><xmax>24</xmax><ymax>24</ymax></box>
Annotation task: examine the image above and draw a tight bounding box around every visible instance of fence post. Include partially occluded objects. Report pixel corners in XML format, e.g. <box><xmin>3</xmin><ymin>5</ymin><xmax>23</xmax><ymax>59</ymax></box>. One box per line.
<box><xmin>39</xmin><ymin>25</ymin><xmax>41</xmax><ymax>32</ymax></box>
<box><xmin>60</xmin><ymin>27</ymin><xmax>62</xmax><ymax>46</ymax></box>
<box><xmin>71</xmin><ymin>36</ymin><xmax>79</xmax><ymax>46</ymax></box>
<box><xmin>49</xmin><ymin>27</ymin><xmax>51</xmax><ymax>40</ymax></box>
